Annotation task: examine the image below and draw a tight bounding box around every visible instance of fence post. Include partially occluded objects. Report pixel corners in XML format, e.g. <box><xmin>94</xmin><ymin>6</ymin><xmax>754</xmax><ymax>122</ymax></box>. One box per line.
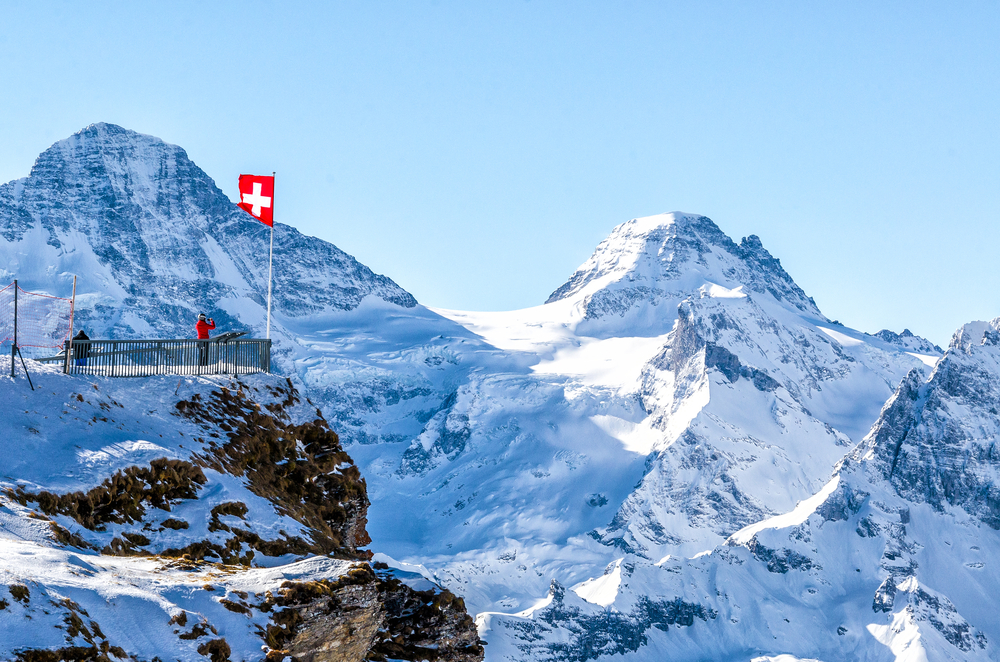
<box><xmin>63</xmin><ymin>340</ymin><xmax>71</xmax><ymax>375</ymax></box>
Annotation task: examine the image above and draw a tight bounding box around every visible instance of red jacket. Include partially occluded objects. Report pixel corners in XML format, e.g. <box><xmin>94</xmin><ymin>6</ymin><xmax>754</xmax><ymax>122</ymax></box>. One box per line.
<box><xmin>196</xmin><ymin>318</ymin><xmax>216</xmax><ymax>340</ymax></box>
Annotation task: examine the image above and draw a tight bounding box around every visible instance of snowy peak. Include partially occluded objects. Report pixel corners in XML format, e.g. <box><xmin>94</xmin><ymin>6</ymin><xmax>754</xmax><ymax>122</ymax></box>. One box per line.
<box><xmin>30</xmin><ymin>122</ymin><xmax>206</xmax><ymax>195</ymax></box>
<box><xmin>545</xmin><ymin>212</ymin><xmax>819</xmax><ymax>321</ymax></box>
<box><xmin>0</xmin><ymin>123</ymin><xmax>416</xmax><ymax>340</ymax></box>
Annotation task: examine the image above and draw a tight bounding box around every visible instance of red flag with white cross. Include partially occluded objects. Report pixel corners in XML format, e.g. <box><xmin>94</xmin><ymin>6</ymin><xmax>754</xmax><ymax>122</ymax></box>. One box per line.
<box><xmin>238</xmin><ymin>174</ymin><xmax>274</xmax><ymax>226</ymax></box>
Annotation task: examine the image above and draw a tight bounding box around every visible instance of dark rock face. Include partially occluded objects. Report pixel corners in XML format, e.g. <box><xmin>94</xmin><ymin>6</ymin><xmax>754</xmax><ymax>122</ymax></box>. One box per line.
<box><xmin>500</xmin><ymin>578</ymin><xmax>716</xmax><ymax>662</ymax></box>
<box><xmin>368</xmin><ymin>567</ymin><xmax>485</xmax><ymax>662</ymax></box>
<box><xmin>855</xmin><ymin>321</ymin><xmax>1000</xmax><ymax>529</ymax></box>
<box><xmin>815</xmin><ymin>483</ymin><xmax>868</xmax><ymax>522</ymax></box>
<box><xmin>905</xmin><ymin>585</ymin><xmax>987</xmax><ymax>652</ymax></box>
<box><xmin>872</xmin><ymin>577</ymin><xmax>896</xmax><ymax>613</ymax></box>
<box><xmin>261</xmin><ymin>564</ymin><xmax>484</xmax><ymax>662</ymax></box>
<box><xmin>0</xmin><ymin>123</ymin><xmax>415</xmax><ymax>340</ymax></box>
<box><xmin>745</xmin><ymin>536</ymin><xmax>814</xmax><ymax>574</ymax></box>
<box><xmin>704</xmin><ymin>342</ymin><xmax>779</xmax><ymax>392</ymax></box>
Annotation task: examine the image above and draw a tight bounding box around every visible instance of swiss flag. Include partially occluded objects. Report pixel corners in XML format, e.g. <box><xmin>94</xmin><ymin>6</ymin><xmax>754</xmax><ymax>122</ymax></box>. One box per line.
<box><xmin>238</xmin><ymin>174</ymin><xmax>274</xmax><ymax>226</ymax></box>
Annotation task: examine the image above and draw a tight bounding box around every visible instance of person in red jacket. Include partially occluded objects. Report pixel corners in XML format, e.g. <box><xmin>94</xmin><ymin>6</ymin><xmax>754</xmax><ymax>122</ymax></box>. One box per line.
<box><xmin>196</xmin><ymin>313</ymin><xmax>215</xmax><ymax>366</ymax></box>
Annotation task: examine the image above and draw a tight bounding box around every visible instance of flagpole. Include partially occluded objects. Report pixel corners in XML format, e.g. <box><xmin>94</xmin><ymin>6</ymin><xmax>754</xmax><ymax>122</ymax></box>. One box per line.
<box><xmin>266</xmin><ymin>171</ymin><xmax>275</xmax><ymax>340</ymax></box>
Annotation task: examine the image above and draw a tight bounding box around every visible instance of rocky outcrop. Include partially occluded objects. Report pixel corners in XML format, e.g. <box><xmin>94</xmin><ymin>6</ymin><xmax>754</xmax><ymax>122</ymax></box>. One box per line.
<box><xmin>871</xmin><ymin>328</ymin><xmax>943</xmax><ymax>354</ymax></box>
<box><xmin>2</xmin><ymin>373</ymin><xmax>482</xmax><ymax>662</ymax></box>
<box><xmin>12</xmin><ymin>379</ymin><xmax>371</xmax><ymax>562</ymax></box>
<box><xmin>176</xmin><ymin>379</ymin><xmax>373</xmax><ymax>558</ymax></box>
<box><xmin>495</xmin><ymin>576</ymin><xmax>716</xmax><ymax>662</ymax></box>
<box><xmin>260</xmin><ymin>564</ymin><xmax>484</xmax><ymax>662</ymax></box>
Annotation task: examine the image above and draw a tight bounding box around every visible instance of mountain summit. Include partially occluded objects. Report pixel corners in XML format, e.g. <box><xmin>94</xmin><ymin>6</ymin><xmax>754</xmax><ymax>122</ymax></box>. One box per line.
<box><xmin>546</xmin><ymin>212</ymin><xmax>820</xmax><ymax>320</ymax></box>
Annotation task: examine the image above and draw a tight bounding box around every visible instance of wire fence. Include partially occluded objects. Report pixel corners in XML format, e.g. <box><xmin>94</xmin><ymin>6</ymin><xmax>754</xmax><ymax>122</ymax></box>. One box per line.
<box><xmin>0</xmin><ymin>280</ymin><xmax>74</xmax><ymax>351</ymax></box>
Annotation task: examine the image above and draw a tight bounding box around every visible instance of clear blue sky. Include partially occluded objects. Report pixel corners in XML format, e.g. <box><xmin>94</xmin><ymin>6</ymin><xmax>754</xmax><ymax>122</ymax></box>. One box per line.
<box><xmin>0</xmin><ymin>2</ymin><xmax>997</xmax><ymax>346</ymax></box>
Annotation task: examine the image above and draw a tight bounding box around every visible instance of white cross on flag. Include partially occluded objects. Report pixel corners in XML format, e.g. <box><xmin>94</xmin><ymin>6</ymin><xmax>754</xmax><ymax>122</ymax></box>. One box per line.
<box><xmin>237</xmin><ymin>174</ymin><xmax>274</xmax><ymax>226</ymax></box>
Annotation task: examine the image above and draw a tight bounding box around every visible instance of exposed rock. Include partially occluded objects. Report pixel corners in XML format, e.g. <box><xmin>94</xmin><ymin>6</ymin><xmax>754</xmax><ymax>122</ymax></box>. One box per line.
<box><xmin>499</xmin><ymin>578</ymin><xmax>716</xmax><ymax>661</ymax></box>
<box><xmin>854</xmin><ymin>321</ymin><xmax>1000</xmax><ymax>529</ymax></box>
<box><xmin>260</xmin><ymin>564</ymin><xmax>484</xmax><ymax>662</ymax></box>
<box><xmin>368</xmin><ymin>568</ymin><xmax>485</xmax><ymax>662</ymax></box>
<box><xmin>872</xmin><ymin>328</ymin><xmax>943</xmax><ymax>355</ymax></box>
<box><xmin>745</xmin><ymin>536</ymin><xmax>814</xmax><ymax>574</ymax></box>
<box><xmin>176</xmin><ymin>379</ymin><xmax>372</xmax><ymax>558</ymax></box>
<box><xmin>872</xmin><ymin>576</ymin><xmax>896</xmax><ymax>612</ymax></box>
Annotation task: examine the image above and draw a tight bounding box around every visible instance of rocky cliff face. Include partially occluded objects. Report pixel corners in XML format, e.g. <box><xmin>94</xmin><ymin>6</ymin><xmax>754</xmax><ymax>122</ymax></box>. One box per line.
<box><xmin>854</xmin><ymin>318</ymin><xmax>1000</xmax><ymax>529</ymax></box>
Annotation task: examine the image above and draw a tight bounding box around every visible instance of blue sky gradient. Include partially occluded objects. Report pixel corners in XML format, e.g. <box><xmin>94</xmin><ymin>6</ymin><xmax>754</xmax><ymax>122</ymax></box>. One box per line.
<box><xmin>0</xmin><ymin>2</ymin><xmax>997</xmax><ymax>344</ymax></box>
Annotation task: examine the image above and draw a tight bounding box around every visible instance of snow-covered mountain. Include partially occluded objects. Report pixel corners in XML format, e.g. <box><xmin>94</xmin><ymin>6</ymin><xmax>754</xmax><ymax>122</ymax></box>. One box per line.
<box><xmin>5</xmin><ymin>123</ymin><xmax>994</xmax><ymax>661</ymax></box>
<box><xmin>0</xmin><ymin>123</ymin><xmax>414</xmax><ymax>345</ymax></box>
<box><xmin>320</xmin><ymin>212</ymin><xmax>938</xmax><ymax>628</ymax></box>
<box><xmin>483</xmin><ymin>319</ymin><xmax>1000</xmax><ymax>661</ymax></box>
<box><xmin>544</xmin><ymin>213</ymin><xmax>820</xmax><ymax>325</ymax></box>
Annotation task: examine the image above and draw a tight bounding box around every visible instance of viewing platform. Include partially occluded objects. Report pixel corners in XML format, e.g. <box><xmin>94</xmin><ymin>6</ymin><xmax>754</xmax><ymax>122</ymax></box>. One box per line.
<box><xmin>39</xmin><ymin>333</ymin><xmax>272</xmax><ymax>377</ymax></box>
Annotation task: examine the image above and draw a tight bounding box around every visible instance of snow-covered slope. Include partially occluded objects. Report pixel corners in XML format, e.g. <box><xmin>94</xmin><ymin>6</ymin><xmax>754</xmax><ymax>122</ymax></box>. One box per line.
<box><xmin>301</xmin><ymin>212</ymin><xmax>940</xmax><ymax>621</ymax></box>
<box><xmin>481</xmin><ymin>319</ymin><xmax>1000</xmax><ymax>661</ymax></box>
<box><xmin>0</xmin><ymin>361</ymin><xmax>482</xmax><ymax>660</ymax></box>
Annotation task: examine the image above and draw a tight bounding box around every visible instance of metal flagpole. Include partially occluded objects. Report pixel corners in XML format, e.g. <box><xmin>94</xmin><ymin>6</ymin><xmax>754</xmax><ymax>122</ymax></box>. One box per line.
<box><xmin>11</xmin><ymin>279</ymin><xmax>16</xmax><ymax>379</ymax></box>
<box><xmin>67</xmin><ymin>275</ymin><xmax>77</xmax><ymax>345</ymax></box>
<box><xmin>65</xmin><ymin>275</ymin><xmax>77</xmax><ymax>373</ymax></box>
<box><xmin>266</xmin><ymin>171</ymin><xmax>275</xmax><ymax>340</ymax></box>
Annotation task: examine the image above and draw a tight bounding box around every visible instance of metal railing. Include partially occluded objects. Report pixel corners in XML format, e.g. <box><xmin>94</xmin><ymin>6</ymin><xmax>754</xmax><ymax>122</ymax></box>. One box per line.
<box><xmin>45</xmin><ymin>338</ymin><xmax>271</xmax><ymax>377</ymax></box>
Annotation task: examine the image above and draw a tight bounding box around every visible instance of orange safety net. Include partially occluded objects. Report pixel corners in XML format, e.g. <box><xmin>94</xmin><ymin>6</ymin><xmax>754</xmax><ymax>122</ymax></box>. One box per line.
<box><xmin>0</xmin><ymin>282</ymin><xmax>74</xmax><ymax>349</ymax></box>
